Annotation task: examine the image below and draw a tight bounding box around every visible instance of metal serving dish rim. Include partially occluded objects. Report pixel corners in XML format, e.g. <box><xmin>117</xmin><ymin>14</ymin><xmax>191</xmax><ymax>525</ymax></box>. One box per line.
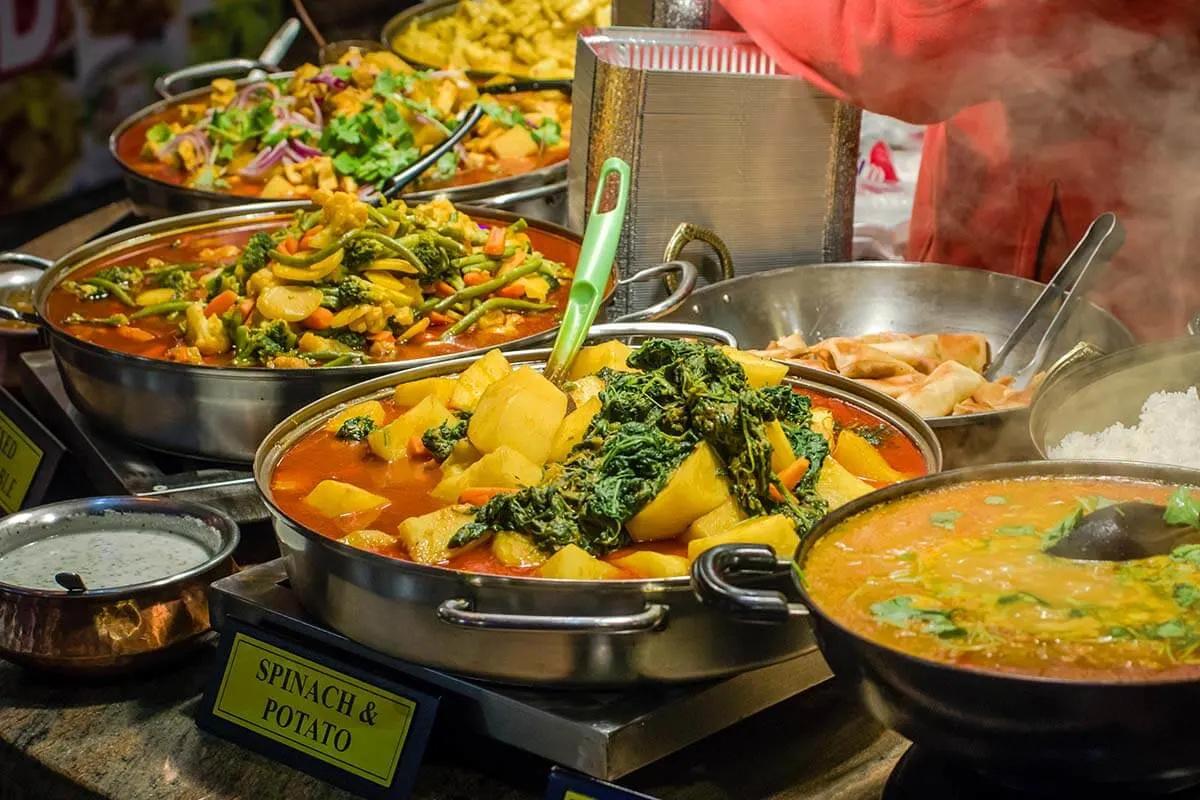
<box><xmin>255</xmin><ymin>331</ymin><xmax>943</xmax><ymax>589</ymax></box>
<box><xmin>0</xmin><ymin>495</ymin><xmax>240</xmax><ymax>599</ymax></box>
<box><xmin>676</xmin><ymin>261</ymin><xmax>1135</xmax><ymax>429</ymax></box>
<box><xmin>28</xmin><ymin>199</ymin><xmax>592</xmax><ymax>380</ymax></box>
<box><xmin>107</xmin><ymin>68</ymin><xmax>568</xmax><ymax>210</ymax></box>
<box><xmin>797</xmin><ymin>458</ymin><xmax>1200</xmax><ymax>687</ymax></box>
<box><xmin>1027</xmin><ymin>338</ymin><xmax>1199</xmax><ymax>460</ymax></box>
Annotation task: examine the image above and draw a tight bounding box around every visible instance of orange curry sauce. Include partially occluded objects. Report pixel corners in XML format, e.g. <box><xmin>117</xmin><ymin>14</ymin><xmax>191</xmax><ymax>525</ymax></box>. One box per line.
<box><xmin>269</xmin><ymin>389</ymin><xmax>929</xmax><ymax>578</ymax></box>
<box><xmin>45</xmin><ymin>216</ymin><xmax>581</xmax><ymax>366</ymax></box>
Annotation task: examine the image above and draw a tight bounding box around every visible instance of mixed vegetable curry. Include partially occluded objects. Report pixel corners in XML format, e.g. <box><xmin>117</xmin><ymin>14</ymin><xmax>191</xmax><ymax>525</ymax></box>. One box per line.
<box><xmin>115</xmin><ymin>47</ymin><xmax>570</xmax><ymax>199</ymax></box>
<box><xmin>48</xmin><ymin>190</ymin><xmax>575</xmax><ymax>367</ymax></box>
<box><xmin>270</xmin><ymin>339</ymin><xmax>928</xmax><ymax>580</ymax></box>
<box><xmin>804</xmin><ymin>476</ymin><xmax>1200</xmax><ymax>680</ymax></box>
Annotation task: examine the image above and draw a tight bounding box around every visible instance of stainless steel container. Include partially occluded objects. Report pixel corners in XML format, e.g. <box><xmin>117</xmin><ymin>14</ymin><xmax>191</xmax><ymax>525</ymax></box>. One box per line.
<box><xmin>0</xmin><ymin>496</ymin><xmax>238</xmax><ymax>674</ymax></box>
<box><xmin>112</xmin><ymin>60</ymin><xmax>569</xmax><ymax>224</ymax></box>
<box><xmin>660</xmin><ymin>261</ymin><xmax>1136</xmax><ymax>468</ymax></box>
<box><xmin>570</xmin><ymin>28</ymin><xmax>860</xmax><ymax>317</ymax></box>
<box><xmin>254</xmin><ymin>323</ymin><xmax>942</xmax><ymax>686</ymax></box>
<box><xmin>0</xmin><ymin>203</ymin><xmax>696</xmax><ymax>462</ymax></box>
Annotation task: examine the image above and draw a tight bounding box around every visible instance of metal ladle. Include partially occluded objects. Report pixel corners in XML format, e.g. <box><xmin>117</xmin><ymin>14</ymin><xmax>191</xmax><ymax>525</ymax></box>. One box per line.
<box><xmin>984</xmin><ymin>212</ymin><xmax>1124</xmax><ymax>383</ymax></box>
<box><xmin>1046</xmin><ymin>500</ymin><xmax>1200</xmax><ymax>562</ymax></box>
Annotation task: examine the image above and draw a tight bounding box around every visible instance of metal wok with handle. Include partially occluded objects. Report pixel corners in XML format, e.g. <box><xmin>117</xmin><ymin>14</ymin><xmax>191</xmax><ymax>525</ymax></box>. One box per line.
<box><xmin>693</xmin><ymin>460</ymin><xmax>1200</xmax><ymax>791</ymax></box>
<box><xmin>0</xmin><ymin>203</ymin><xmax>701</xmax><ymax>462</ymax></box>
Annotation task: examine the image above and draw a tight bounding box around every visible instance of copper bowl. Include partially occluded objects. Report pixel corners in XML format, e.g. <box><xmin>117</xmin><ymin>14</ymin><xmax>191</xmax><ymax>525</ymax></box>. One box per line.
<box><xmin>0</xmin><ymin>496</ymin><xmax>239</xmax><ymax>675</ymax></box>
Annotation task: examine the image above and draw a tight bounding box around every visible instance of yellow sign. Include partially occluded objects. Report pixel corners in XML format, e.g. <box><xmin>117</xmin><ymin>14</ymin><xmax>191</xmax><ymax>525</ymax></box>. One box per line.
<box><xmin>565</xmin><ymin>792</ymin><xmax>598</xmax><ymax>800</ymax></box>
<box><xmin>212</xmin><ymin>633</ymin><xmax>416</xmax><ymax>786</ymax></box>
<box><xmin>0</xmin><ymin>411</ymin><xmax>42</xmax><ymax>514</ymax></box>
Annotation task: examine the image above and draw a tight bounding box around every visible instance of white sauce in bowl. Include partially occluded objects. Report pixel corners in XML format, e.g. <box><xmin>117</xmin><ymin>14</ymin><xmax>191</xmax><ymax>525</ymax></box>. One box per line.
<box><xmin>0</xmin><ymin>529</ymin><xmax>210</xmax><ymax>591</ymax></box>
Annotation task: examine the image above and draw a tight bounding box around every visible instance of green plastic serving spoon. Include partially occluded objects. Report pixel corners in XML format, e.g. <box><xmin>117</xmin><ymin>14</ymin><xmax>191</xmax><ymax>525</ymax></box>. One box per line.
<box><xmin>543</xmin><ymin>156</ymin><xmax>631</xmax><ymax>386</ymax></box>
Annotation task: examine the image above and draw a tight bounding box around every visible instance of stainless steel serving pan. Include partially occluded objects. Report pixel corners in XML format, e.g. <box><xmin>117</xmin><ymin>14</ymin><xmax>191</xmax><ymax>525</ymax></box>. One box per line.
<box><xmin>110</xmin><ymin>59</ymin><xmax>569</xmax><ymax>222</ymax></box>
<box><xmin>0</xmin><ymin>496</ymin><xmax>238</xmax><ymax>674</ymax></box>
<box><xmin>659</xmin><ymin>262</ymin><xmax>1135</xmax><ymax>468</ymax></box>
<box><xmin>0</xmin><ymin>203</ymin><xmax>699</xmax><ymax>462</ymax></box>
<box><xmin>1030</xmin><ymin>337</ymin><xmax>1200</xmax><ymax>461</ymax></box>
<box><xmin>254</xmin><ymin>323</ymin><xmax>942</xmax><ymax>687</ymax></box>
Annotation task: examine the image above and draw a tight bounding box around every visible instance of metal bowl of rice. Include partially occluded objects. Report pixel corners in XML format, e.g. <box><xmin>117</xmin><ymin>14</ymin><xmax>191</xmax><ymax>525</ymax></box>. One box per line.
<box><xmin>1030</xmin><ymin>337</ymin><xmax>1200</xmax><ymax>468</ymax></box>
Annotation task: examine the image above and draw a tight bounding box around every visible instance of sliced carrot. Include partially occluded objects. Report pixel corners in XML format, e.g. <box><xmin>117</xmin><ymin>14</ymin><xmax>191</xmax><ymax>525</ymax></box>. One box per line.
<box><xmin>116</xmin><ymin>326</ymin><xmax>156</xmax><ymax>343</ymax></box>
<box><xmin>497</xmin><ymin>283</ymin><xmax>526</xmax><ymax>299</ymax></box>
<box><xmin>428</xmin><ymin>311</ymin><xmax>454</xmax><ymax>325</ymax></box>
<box><xmin>204</xmin><ymin>289</ymin><xmax>238</xmax><ymax>317</ymax></box>
<box><xmin>370</xmin><ymin>330</ymin><xmax>396</xmax><ymax>343</ymax></box>
<box><xmin>462</xmin><ymin>270</ymin><xmax>492</xmax><ymax>287</ymax></box>
<box><xmin>299</xmin><ymin>224</ymin><xmax>324</xmax><ymax>249</ymax></box>
<box><xmin>143</xmin><ymin>344</ymin><xmax>170</xmax><ymax>360</ymax></box>
<box><xmin>498</xmin><ymin>249</ymin><xmax>526</xmax><ymax>275</ymax></box>
<box><xmin>407</xmin><ymin>435</ymin><xmax>431</xmax><ymax>460</ymax></box>
<box><xmin>434</xmin><ymin>281</ymin><xmax>456</xmax><ymax>298</ymax></box>
<box><xmin>238</xmin><ymin>297</ymin><xmax>256</xmax><ymax>321</ymax></box>
<box><xmin>279</xmin><ymin>236</ymin><xmax>298</xmax><ymax>255</ymax></box>
<box><xmin>483</xmin><ymin>225</ymin><xmax>506</xmax><ymax>256</ymax></box>
<box><xmin>778</xmin><ymin>457</ymin><xmax>811</xmax><ymax>491</ymax></box>
<box><xmin>458</xmin><ymin>487</ymin><xmax>515</xmax><ymax>506</ymax></box>
<box><xmin>302</xmin><ymin>307</ymin><xmax>334</xmax><ymax>330</ymax></box>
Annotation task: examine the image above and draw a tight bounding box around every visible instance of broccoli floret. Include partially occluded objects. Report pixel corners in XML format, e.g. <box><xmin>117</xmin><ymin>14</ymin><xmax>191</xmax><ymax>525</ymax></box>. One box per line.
<box><xmin>205</xmin><ymin>266</ymin><xmax>243</xmax><ymax>301</ymax></box>
<box><xmin>237</xmin><ymin>232</ymin><xmax>275</xmax><ymax>274</ymax></box>
<box><xmin>409</xmin><ymin>235</ymin><xmax>454</xmax><ymax>285</ymax></box>
<box><xmin>328</xmin><ymin>330</ymin><xmax>367</xmax><ymax>350</ymax></box>
<box><xmin>341</xmin><ymin>237</ymin><xmax>391</xmax><ymax>270</ymax></box>
<box><xmin>61</xmin><ymin>280</ymin><xmax>108</xmax><ymax>301</ymax></box>
<box><xmin>336</xmin><ymin>416</ymin><xmax>378</xmax><ymax>441</ymax></box>
<box><xmin>94</xmin><ymin>265</ymin><xmax>144</xmax><ymax>287</ymax></box>
<box><xmin>233</xmin><ymin>320</ymin><xmax>297</xmax><ymax>365</ymax></box>
<box><xmin>152</xmin><ymin>266</ymin><xmax>197</xmax><ymax>293</ymax></box>
<box><xmin>321</xmin><ymin>275</ymin><xmax>406</xmax><ymax>311</ymax></box>
<box><xmin>422</xmin><ymin>412</ymin><xmax>470</xmax><ymax>461</ymax></box>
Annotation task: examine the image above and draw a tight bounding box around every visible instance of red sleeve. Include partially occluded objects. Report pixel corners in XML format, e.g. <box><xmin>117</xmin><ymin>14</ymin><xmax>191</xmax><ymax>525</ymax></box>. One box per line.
<box><xmin>715</xmin><ymin>0</ymin><xmax>1052</xmax><ymax>123</ymax></box>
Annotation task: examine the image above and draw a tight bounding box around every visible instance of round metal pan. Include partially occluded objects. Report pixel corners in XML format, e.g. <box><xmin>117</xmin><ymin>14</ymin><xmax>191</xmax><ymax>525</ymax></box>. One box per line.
<box><xmin>0</xmin><ymin>202</ymin><xmax>698</xmax><ymax>462</ymax></box>
<box><xmin>693</xmin><ymin>460</ymin><xmax>1200</xmax><ymax>790</ymax></box>
<box><xmin>253</xmin><ymin>323</ymin><xmax>942</xmax><ymax>687</ymax></box>
<box><xmin>109</xmin><ymin>61</ymin><xmax>569</xmax><ymax>222</ymax></box>
<box><xmin>659</xmin><ymin>262</ymin><xmax>1136</xmax><ymax>468</ymax></box>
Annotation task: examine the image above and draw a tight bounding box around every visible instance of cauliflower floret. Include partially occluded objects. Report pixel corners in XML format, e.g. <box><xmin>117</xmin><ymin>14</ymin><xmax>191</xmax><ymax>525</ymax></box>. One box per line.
<box><xmin>184</xmin><ymin>303</ymin><xmax>231</xmax><ymax>356</ymax></box>
<box><xmin>311</xmin><ymin>189</ymin><xmax>371</xmax><ymax>237</ymax></box>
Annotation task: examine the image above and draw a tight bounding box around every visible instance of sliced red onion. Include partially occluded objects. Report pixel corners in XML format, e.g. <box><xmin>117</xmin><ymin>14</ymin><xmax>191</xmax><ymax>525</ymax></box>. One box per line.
<box><xmin>308</xmin><ymin>96</ymin><xmax>323</xmax><ymax>129</ymax></box>
<box><xmin>238</xmin><ymin>140</ymin><xmax>289</xmax><ymax>178</ymax></box>
<box><xmin>358</xmin><ymin>184</ymin><xmax>379</xmax><ymax>201</ymax></box>
<box><xmin>160</xmin><ymin>130</ymin><xmax>211</xmax><ymax>164</ymax></box>
<box><xmin>289</xmin><ymin>140</ymin><xmax>323</xmax><ymax>159</ymax></box>
<box><xmin>232</xmin><ymin>81</ymin><xmax>278</xmax><ymax>109</ymax></box>
<box><xmin>310</xmin><ymin>71</ymin><xmax>349</xmax><ymax>90</ymax></box>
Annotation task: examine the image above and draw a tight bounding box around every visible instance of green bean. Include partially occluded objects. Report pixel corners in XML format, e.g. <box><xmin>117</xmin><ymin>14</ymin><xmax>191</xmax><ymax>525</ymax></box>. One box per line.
<box><xmin>366</xmin><ymin>207</ymin><xmax>392</xmax><ymax>228</ymax></box>
<box><xmin>440</xmin><ymin>299</ymin><xmax>551</xmax><ymax>339</ymax></box>
<box><xmin>377</xmin><ymin>205</ymin><xmax>411</xmax><ymax>223</ymax></box>
<box><xmin>452</xmin><ymin>253</ymin><xmax>490</xmax><ymax>269</ymax></box>
<box><xmin>428</xmin><ymin>233</ymin><xmax>466</xmax><ymax>255</ymax></box>
<box><xmin>83</xmin><ymin>277</ymin><xmax>136</xmax><ymax>307</ymax></box>
<box><xmin>494</xmin><ymin>245</ymin><xmax>518</xmax><ymax>260</ymax></box>
<box><xmin>510</xmin><ymin>218</ymin><xmax>528</xmax><ymax>234</ymax></box>
<box><xmin>320</xmin><ymin>354</ymin><xmax>367</xmax><ymax>368</ymax></box>
<box><xmin>424</xmin><ymin>254</ymin><xmax>544</xmax><ymax>313</ymax></box>
<box><xmin>437</xmin><ymin>225</ymin><xmax>466</xmax><ymax>243</ymax></box>
<box><xmin>268</xmin><ymin>234</ymin><xmax>350</xmax><ymax>267</ymax></box>
<box><xmin>129</xmin><ymin>300</ymin><xmax>191</xmax><ymax>320</ymax></box>
<box><xmin>354</xmin><ymin>231</ymin><xmax>429</xmax><ymax>274</ymax></box>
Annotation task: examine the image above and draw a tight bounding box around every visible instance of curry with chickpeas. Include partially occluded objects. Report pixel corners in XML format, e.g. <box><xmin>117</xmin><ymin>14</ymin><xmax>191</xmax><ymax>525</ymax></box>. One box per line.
<box><xmin>46</xmin><ymin>190</ymin><xmax>579</xmax><ymax>368</ymax></box>
<box><xmin>113</xmin><ymin>47</ymin><xmax>570</xmax><ymax>201</ymax></box>
<box><xmin>268</xmin><ymin>339</ymin><xmax>928</xmax><ymax>580</ymax></box>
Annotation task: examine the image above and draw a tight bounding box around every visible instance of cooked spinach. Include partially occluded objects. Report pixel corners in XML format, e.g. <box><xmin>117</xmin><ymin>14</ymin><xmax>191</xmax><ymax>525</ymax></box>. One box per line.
<box><xmin>336</xmin><ymin>416</ymin><xmax>377</xmax><ymax>441</ymax></box>
<box><xmin>870</xmin><ymin>596</ymin><xmax>965</xmax><ymax>638</ymax></box>
<box><xmin>1165</xmin><ymin>486</ymin><xmax>1200</xmax><ymax>527</ymax></box>
<box><xmin>451</xmin><ymin>339</ymin><xmax>829</xmax><ymax>554</ymax></box>
<box><xmin>929</xmin><ymin>510</ymin><xmax>963</xmax><ymax>530</ymax></box>
<box><xmin>422</xmin><ymin>413</ymin><xmax>471</xmax><ymax>461</ymax></box>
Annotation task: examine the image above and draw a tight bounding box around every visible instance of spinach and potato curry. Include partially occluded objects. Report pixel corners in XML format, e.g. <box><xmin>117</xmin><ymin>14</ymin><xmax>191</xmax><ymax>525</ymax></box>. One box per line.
<box><xmin>803</xmin><ymin>477</ymin><xmax>1200</xmax><ymax>680</ymax></box>
<box><xmin>48</xmin><ymin>190</ymin><xmax>577</xmax><ymax>368</ymax></box>
<box><xmin>269</xmin><ymin>339</ymin><xmax>927</xmax><ymax>580</ymax></box>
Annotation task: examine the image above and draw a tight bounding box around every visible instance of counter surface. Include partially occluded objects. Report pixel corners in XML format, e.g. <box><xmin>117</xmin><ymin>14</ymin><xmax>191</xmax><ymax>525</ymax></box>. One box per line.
<box><xmin>0</xmin><ymin>649</ymin><xmax>906</xmax><ymax>800</ymax></box>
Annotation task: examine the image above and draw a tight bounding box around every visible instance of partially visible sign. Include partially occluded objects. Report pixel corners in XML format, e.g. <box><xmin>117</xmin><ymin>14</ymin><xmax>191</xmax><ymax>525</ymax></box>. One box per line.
<box><xmin>197</xmin><ymin>619</ymin><xmax>438</xmax><ymax>799</ymax></box>
<box><xmin>0</xmin><ymin>386</ymin><xmax>62</xmax><ymax>513</ymax></box>
<box><xmin>547</xmin><ymin>767</ymin><xmax>659</xmax><ymax>800</ymax></box>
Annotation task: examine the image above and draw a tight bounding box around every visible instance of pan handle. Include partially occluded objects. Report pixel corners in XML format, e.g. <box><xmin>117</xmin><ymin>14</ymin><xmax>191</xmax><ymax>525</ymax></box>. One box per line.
<box><xmin>661</xmin><ymin>222</ymin><xmax>734</xmax><ymax>292</ymax></box>
<box><xmin>437</xmin><ymin>598</ymin><xmax>668</xmax><ymax>633</ymax></box>
<box><xmin>0</xmin><ymin>252</ymin><xmax>49</xmax><ymax>325</ymax></box>
<box><xmin>611</xmin><ymin>260</ymin><xmax>698</xmax><ymax>322</ymax></box>
<box><xmin>465</xmin><ymin>180</ymin><xmax>566</xmax><ymax>209</ymax></box>
<box><xmin>691</xmin><ymin>544</ymin><xmax>807</xmax><ymax>624</ymax></box>
<box><xmin>155</xmin><ymin>59</ymin><xmax>272</xmax><ymax>99</ymax></box>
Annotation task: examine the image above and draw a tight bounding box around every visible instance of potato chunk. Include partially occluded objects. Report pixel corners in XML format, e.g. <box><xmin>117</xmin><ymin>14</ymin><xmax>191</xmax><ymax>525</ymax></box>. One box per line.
<box><xmin>394</xmin><ymin>377</ymin><xmax>455</xmax><ymax>408</ymax></box>
<box><xmin>720</xmin><ymin>347</ymin><xmax>788</xmax><ymax>388</ymax></box>
<box><xmin>687</xmin><ymin>515</ymin><xmax>800</xmax><ymax>564</ymax></box>
<box><xmin>764</xmin><ymin>420</ymin><xmax>796</xmax><ymax>473</ymax></box>
<box><xmin>833</xmin><ymin>429</ymin><xmax>905</xmax><ymax>483</ymax></box>
<box><xmin>396</xmin><ymin>506</ymin><xmax>483</xmax><ymax>565</ymax></box>
<box><xmin>683</xmin><ymin>498</ymin><xmax>746</xmax><ymax>542</ymax></box>
<box><xmin>368</xmin><ymin>395</ymin><xmax>453</xmax><ymax>462</ymax></box>
<box><xmin>467</xmin><ymin>367</ymin><xmax>567</xmax><ymax>465</ymax></box>
<box><xmin>431</xmin><ymin>445</ymin><xmax>542</xmax><ymax>503</ymax></box>
<box><xmin>324</xmin><ymin>400</ymin><xmax>386</xmax><ymax>433</ymax></box>
<box><xmin>815</xmin><ymin>456</ymin><xmax>875</xmax><ymax>508</ymax></box>
<box><xmin>303</xmin><ymin>480</ymin><xmax>389</xmax><ymax>518</ymax></box>
<box><xmin>612</xmin><ymin>551</ymin><xmax>689</xmax><ymax>579</ymax></box>
<box><xmin>566</xmin><ymin>341</ymin><xmax>634</xmax><ymax>380</ymax></box>
<box><xmin>492</xmin><ymin>531</ymin><xmax>547</xmax><ymax>568</ymax></box>
<box><xmin>338</xmin><ymin>529</ymin><xmax>397</xmax><ymax>551</ymax></box>
<box><xmin>490</xmin><ymin>124</ymin><xmax>538</xmax><ymax>159</ymax></box>
<box><xmin>566</xmin><ymin>375</ymin><xmax>605</xmax><ymax>408</ymax></box>
<box><xmin>449</xmin><ymin>349</ymin><xmax>512</xmax><ymax>411</ymax></box>
<box><xmin>537</xmin><ymin>544</ymin><xmax>621</xmax><ymax>580</ymax></box>
<box><xmin>548</xmin><ymin>396</ymin><xmax>601</xmax><ymax>462</ymax></box>
<box><xmin>810</xmin><ymin>408</ymin><xmax>835</xmax><ymax>445</ymax></box>
<box><xmin>626</xmin><ymin>443</ymin><xmax>730</xmax><ymax>541</ymax></box>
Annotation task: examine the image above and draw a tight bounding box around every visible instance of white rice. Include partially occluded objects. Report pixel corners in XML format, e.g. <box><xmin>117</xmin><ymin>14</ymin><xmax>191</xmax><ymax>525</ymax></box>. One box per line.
<box><xmin>1048</xmin><ymin>387</ymin><xmax>1200</xmax><ymax>468</ymax></box>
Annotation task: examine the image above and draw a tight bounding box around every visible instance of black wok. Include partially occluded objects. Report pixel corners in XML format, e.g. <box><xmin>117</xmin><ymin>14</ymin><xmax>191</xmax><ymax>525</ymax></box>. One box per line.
<box><xmin>693</xmin><ymin>460</ymin><xmax>1200</xmax><ymax>791</ymax></box>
